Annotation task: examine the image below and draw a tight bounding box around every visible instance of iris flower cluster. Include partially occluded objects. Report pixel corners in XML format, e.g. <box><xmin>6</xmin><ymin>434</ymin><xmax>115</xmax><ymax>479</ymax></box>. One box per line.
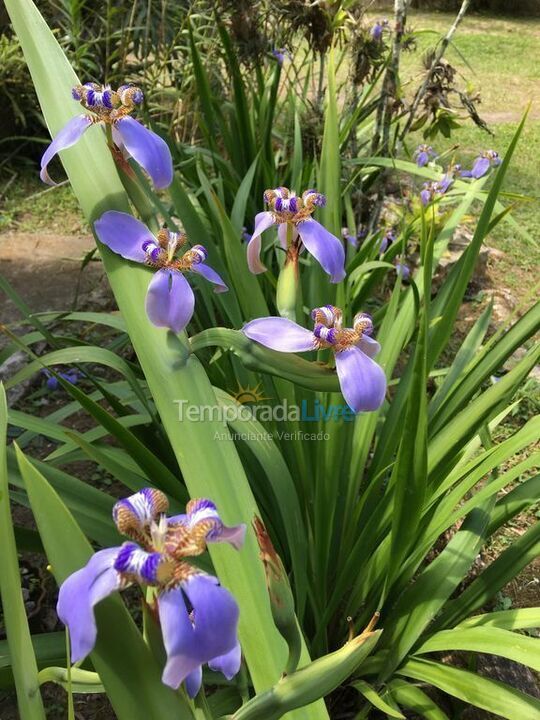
<box><xmin>58</xmin><ymin>489</ymin><xmax>245</xmax><ymax>697</ymax></box>
<box><xmin>243</xmin><ymin>305</ymin><xmax>387</xmax><ymax>413</ymax></box>
<box><xmin>41</xmin><ymin>83</ymin><xmax>173</xmax><ymax>189</ymax></box>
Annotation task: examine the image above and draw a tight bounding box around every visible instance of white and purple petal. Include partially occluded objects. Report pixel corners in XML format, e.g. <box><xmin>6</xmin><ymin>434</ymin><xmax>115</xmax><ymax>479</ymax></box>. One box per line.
<box><xmin>159</xmin><ymin>574</ymin><xmax>239</xmax><ymax>689</ymax></box>
<box><xmin>94</xmin><ymin>211</ymin><xmax>153</xmax><ymax>263</ymax></box>
<box><xmin>296</xmin><ymin>219</ymin><xmax>346</xmax><ymax>283</ymax></box>
<box><xmin>40</xmin><ymin>115</ymin><xmax>93</xmax><ymax>185</ymax></box>
<box><xmin>186</xmin><ymin>499</ymin><xmax>246</xmax><ymax>550</ymax></box>
<box><xmin>113</xmin><ymin>487</ymin><xmax>169</xmax><ymax>532</ymax></box>
<box><xmin>190</xmin><ymin>263</ymin><xmax>228</xmax><ymax>293</ymax></box>
<box><xmin>243</xmin><ymin>317</ymin><xmax>315</xmax><ymax>353</ymax></box>
<box><xmin>335</xmin><ymin>346</ymin><xmax>386</xmax><ymax>413</ymax></box>
<box><xmin>246</xmin><ymin>212</ymin><xmax>276</xmax><ymax>274</ymax></box>
<box><xmin>114</xmin><ymin>116</ymin><xmax>173</xmax><ymax>189</ymax></box>
<box><xmin>145</xmin><ymin>269</ymin><xmax>195</xmax><ymax>333</ymax></box>
<box><xmin>356</xmin><ymin>334</ymin><xmax>381</xmax><ymax>359</ymax></box>
<box><xmin>57</xmin><ymin>547</ymin><xmax>122</xmax><ymax>663</ymax></box>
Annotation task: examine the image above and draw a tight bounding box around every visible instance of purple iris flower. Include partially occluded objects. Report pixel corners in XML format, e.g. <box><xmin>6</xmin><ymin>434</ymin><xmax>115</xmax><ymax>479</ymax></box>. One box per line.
<box><xmin>371</xmin><ymin>19</ymin><xmax>389</xmax><ymax>41</ymax></box>
<box><xmin>272</xmin><ymin>48</ymin><xmax>290</xmax><ymax>66</ymax></box>
<box><xmin>41</xmin><ymin>83</ymin><xmax>173</xmax><ymax>189</ymax></box>
<box><xmin>395</xmin><ymin>262</ymin><xmax>410</xmax><ymax>281</ymax></box>
<box><xmin>57</xmin><ymin>489</ymin><xmax>246</xmax><ymax>696</ymax></box>
<box><xmin>379</xmin><ymin>229</ymin><xmax>396</xmax><ymax>254</ymax></box>
<box><xmin>243</xmin><ymin>305</ymin><xmax>386</xmax><ymax>413</ymax></box>
<box><xmin>420</xmin><ymin>163</ymin><xmax>460</xmax><ymax>206</ymax></box>
<box><xmin>414</xmin><ymin>144</ymin><xmax>437</xmax><ymax>167</ymax></box>
<box><xmin>247</xmin><ymin>187</ymin><xmax>346</xmax><ymax>283</ymax></box>
<box><xmin>42</xmin><ymin>368</ymin><xmax>80</xmax><ymax>391</ymax></box>
<box><xmin>461</xmin><ymin>150</ymin><xmax>501</xmax><ymax>179</ymax></box>
<box><xmin>94</xmin><ymin>211</ymin><xmax>227</xmax><ymax>333</ymax></box>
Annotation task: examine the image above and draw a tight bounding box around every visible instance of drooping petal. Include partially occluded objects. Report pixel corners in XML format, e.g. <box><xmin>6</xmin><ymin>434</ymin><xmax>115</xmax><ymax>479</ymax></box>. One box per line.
<box><xmin>114</xmin><ymin>116</ymin><xmax>173</xmax><ymax>189</ymax></box>
<box><xmin>297</xmin><ymin>219</ymin><xmax>346</xmax><ymax>283</ymax></box>
<box><xmin>246</xmin><ymin>212</ymin><xmax>276</xmax><ymax>273</ymax></box>
<box><xmin>159</xmin><ymin>574</ymin><xmax>239</xmax><ymax>689</ymax></box>
<box><xmin>190</xmin><ymin>263</ymin><xmax>228</xmax><ymax>293</ymax></box>
<box><xmin>416</xmin><ymin>151</ymin><xmax>429</xmax><ymax>167</ymax></box>
<box><xmin>470</xmin><ymin>156</ymin><xmax>490</xmax><ymax>179</ymax></box>
<box><xmin>57</xmin><ymin>548</ymin><xmax>122</xmax><ymax>662</ymax></box>
<box><xmin>145</xmin><ymin>269</ymin><xmax>195</xmax><ymax>333</ymax></box>
<box><xmin>335</xmin><ymin>346</ymin><xmax>386</xmax><ymax>413</ymax></box>
<box><xmin>243</xmin><ymin>317</ymin><xmax>315</xmax><ymax>353</ymax></box>
<box><xmin>185</xmin><ymin>667</ymin><xmax>203</xmax><ymax>698</ymax></box>
<box><xmin>208</xmin><ymin>642</ymin><xmax>242</xmax><ymax>680</ymax></box>
<box><xmin>94</xmin><ymin>211</ymin><xmax>153</xmax><ymax>263</ymax></box>
<box><xmin>40</xmin><ymin>115</ymin><xmax>92</xmax><ymax>185</ymax></box>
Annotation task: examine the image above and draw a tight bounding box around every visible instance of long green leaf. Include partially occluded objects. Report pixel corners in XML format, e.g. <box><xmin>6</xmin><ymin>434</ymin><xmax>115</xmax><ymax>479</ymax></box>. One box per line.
<box><xmin>0</xmin><ymin>386</ymin><xmax>46</xmax><ymax>719</ymax></box>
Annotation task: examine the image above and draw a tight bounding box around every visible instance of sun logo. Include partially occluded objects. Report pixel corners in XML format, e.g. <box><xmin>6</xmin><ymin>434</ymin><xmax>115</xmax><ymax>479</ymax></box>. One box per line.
<box><xmin>231</xmin><ymin>382</ymin><xmax>270</xmax><ymax>405</ymax></box>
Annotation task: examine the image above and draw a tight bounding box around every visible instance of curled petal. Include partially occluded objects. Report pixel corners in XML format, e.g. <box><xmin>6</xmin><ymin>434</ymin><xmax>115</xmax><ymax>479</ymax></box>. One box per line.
<box><xmin>159</xmin><ymin>574</ymin><xmax>239</xmax><ymax>689</ymax></box>
<box><xmin>335</xmin><ymin>346</ymin><xmax>386</xmax><ymax>413</ymax></box>
<box><xmin>114</xmin><ymin>116</ymin><xmax>173</xmax><ymax>189</ymax></box>
<box><xmin>57</xmin><ymin>548</ymin><xmax>122</xmax><ymax>662</ymax></box>
<box><xmin>94</xmin><ymin>211</ymin><xmax>152</xmax><ymax>263</ymax></box>
<box><xmin>40</xmin><ymin>115</ymin><xmax>92</xmax><ymax>185</ymax></box>
<box><xmin>470</xmin><ymin>156</ymin><xmax>490</xmax><ymax>179</ymax></box>
<box><xmin>113</xmin><ymin>488</ymin><xmax>169</xmax><ymax>536</ymax></box>
<box><xmin>297</xmin><ymin>219</ymin><xmax>346</xmax><ymax>283</ymax></box>
<box><xmin>243</xmin><ymin>317</ymin><xmax>315</xmax><ymax>353</ymax></box>
<box><xmin>190</xmin><ymin>263</ymin><xmax>228</xmax><ymax>293</ymax></box>
<box><xmin>247</xmin><ymin>212</ymin><xmax>275</xmax><ymax>274</ymax></box>
<box><xmin>208</xmin><ymin>642</ymin><xmax>242</xmax><ymax>680</ymax></box>
<box><xmin>186</xmin><ymin>498</ymin><xmax>246</xmax><ymax>550</ymax></box>
<box><xmin>145</xmin><ymin>269</ymin><xmax>195</xmax><ymax>333</ymax></box>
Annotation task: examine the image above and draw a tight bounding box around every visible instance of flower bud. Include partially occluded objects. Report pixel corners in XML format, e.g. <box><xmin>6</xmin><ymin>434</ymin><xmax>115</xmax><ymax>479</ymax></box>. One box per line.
<box><xmin>253</xmin><ymin>516</ymin><xmax>302</xmax><ymax>674</ymax></box>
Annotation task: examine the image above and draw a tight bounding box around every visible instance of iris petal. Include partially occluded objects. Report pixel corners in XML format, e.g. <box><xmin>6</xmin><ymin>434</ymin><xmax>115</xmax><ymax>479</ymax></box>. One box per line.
<box><xmin>335</xmin><ymin>346</ymin><xmax>386</xmax><ymax>413</ymax></box>
<box><xmin>94</xmin><ymin>211</ymin><xmax>152</xmax><ymax>263</ymax></box>
<box><xmin>471</xmin><ymin>156</ymin><xmax>490</xmax><ymax>179</ymax></box>
<box><xmin>159</xmin><ymin>575</ymin><xmax>239</xmax><ymax>689</ymax></box>
<box><xmin>190</xmin><ymin>263</ymin><xmax>228</xmax><ymax>293</ymax></box>
<box><xmin>296</xmin><ymin>219</ymin><xmax>346</xmax><ymax>283</ymax></box>
<box><xmin>208</xmin><ymin>642</ymin><xmax>242</xmax><ymax>680</ymax></box>
<box><xmin>185</xmin><ymin>667</ymin><xmax>203</xmax><ymax>698</ymax></box>
<box><xmin>246</xmin><ymin>212</ymin><xmax>276</xmax><ymax>273</ymax></box>
<box><xmin>145</xmin><ymin>269</ymin><xmax>195</xmax><ymax>333</ymax></box>
<box><xmin>243</xmin><ymin>317</ymin><xmax>315</xmax><ymax>352</ymax></box>
<box><xmin>114</xmin><ymin>116</ymin><xmax>173</xmax><ymax>189</ymax></box>
<box><xmin>357</xmin><ymin>334</ymin><xmax>381</xmax><ymax>359</ymax></box>
<box><xmin>40</xmin><ymin>115</ymin><xmax>92</xmax><ymax>185</ymax></box>
<box><xmin>57</xmin><ymin>548</ymin><xmax>122</xmax><ymax>662</ymax></box>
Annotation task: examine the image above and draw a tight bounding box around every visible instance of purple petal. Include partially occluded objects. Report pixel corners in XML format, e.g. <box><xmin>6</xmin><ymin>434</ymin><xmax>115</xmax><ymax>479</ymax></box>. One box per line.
<box><xmin>190</xmin><ymin>263</ymin><xmax>228</xmax><ymax>293</ymax></box>
<box><xmin>416</xmin><ymin>151</ymin><xmax>429</xmax><ymax>167</ymax></box>
<box><xmin>185</xmin><ymin>667</ymin><xmax>202</xmax><ymax>698</ymax></box>
<box><xmin>208</xmin><ymin>642</ymin><xmax>242</xmax><ymax>680</ymax></box>
<box><xmin>357</xmin><ymin>335</ymin><xmax>381</xmax><ymax>359</ymax></box>
<box><xmin>94</xmin><ymin>211</ymin><xmax>152</xmax><ymax>263</ymax></box>
<box><xmin>145</xmin><ymin>269</ymin><xmax>195</xmax><ymax>333</ymax></box>
<box><xmin>243</xmin><ymin>317</ymin><xmax>315</xmax><ymax>352</ymax></box>
<box><xmin>420</xmin><ymin>189</ymin><xmax>431</xmax><ymax>206</ymax></box>
<box><xmin>40</xmin><ymin>115</ymin><xmax>92</xmax><ymax>185</ymax></box>
<box><xmin>335</xmin><ymin>346</ymin><xmax>386</xmax><ymax>413</ymax></box>
<box><xmin>114</xmin><ymin>116</ymin><xmax>173</xmax><ymax>189</ymax></box>
<box><xmin>159</xmin><ymin>574</ymin><xmax>239</xmax><ymax>689</ymax></box>
<box><xmin>297</xmin><ymin>219</ymin><xmax>346</xmax><ymax>283</ymax></box>
<box><xmin>471</xmin><ymin>156</ymin><xmax>490</xmax><ymax>179</ymax></box>
<box><xmin>57</xmin><ymin>548</ymin><xmax>122</xmax><ymax>662</ymax></box>
<box><xmin>247</xmin><ymin>212</ymin><xmax>276</xmax><ymax>273</ymax></box>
